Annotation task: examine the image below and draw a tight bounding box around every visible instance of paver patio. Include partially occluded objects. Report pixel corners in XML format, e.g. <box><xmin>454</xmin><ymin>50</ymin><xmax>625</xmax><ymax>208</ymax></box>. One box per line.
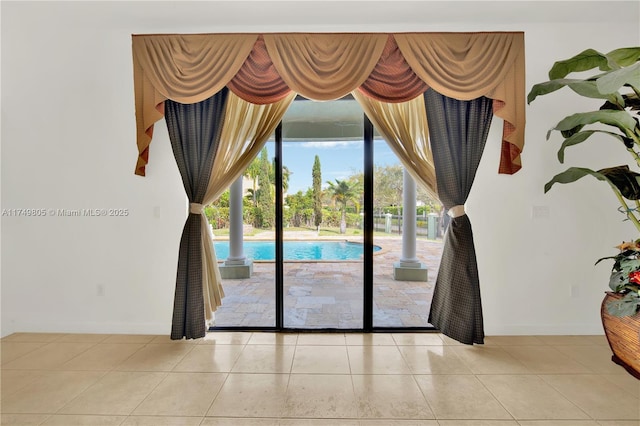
<box><xmin>213</xmin><ymin>232</ymin><xmax>443</xmax><ymax>329</ymax></box>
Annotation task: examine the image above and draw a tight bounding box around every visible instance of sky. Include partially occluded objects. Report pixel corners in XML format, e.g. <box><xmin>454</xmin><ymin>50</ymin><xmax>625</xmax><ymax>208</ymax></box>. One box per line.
<box><xmin>263</xmin><ymin>139</ymin><xmax>401</xmax><ymax>194</ymax></box>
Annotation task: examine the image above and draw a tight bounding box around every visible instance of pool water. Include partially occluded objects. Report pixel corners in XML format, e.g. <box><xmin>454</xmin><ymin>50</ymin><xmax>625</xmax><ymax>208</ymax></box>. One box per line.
<box><xmin>214</xmin><ymin>240</ymin><xmax>380</xmax><ymax>261</ymax></box>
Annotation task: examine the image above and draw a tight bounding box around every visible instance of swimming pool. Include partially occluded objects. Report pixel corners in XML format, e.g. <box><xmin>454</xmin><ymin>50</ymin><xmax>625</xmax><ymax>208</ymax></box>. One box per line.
<box><xmin>214</xmin><ymin>240</ymin><xmax>380</xmax><ymax>261</ymax></box>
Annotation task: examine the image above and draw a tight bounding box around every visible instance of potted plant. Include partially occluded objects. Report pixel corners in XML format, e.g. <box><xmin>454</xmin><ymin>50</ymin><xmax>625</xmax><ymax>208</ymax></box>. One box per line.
<box><xmin>528</xmin><ymin>46</ymin><xmax>640</xmax><ymax>378</ymax></box>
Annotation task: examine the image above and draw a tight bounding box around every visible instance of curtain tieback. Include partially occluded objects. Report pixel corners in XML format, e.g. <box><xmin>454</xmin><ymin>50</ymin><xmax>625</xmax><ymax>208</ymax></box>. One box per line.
<box><xmin>447</xmin><ymin>205</ymin><xmax>465</xmax><ymax>218</ymax></box>
<box><xmin>190</xmin><ymin>203</ymin><xmax>204</xmax><ymax>214</ymax></box>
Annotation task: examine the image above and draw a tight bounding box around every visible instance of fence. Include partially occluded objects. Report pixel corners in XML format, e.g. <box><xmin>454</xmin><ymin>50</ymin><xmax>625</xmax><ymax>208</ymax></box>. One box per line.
<box><xmin>372</xmin><ymin>213</ymin><xmax>443</xmax><ymax>239</ymax></box>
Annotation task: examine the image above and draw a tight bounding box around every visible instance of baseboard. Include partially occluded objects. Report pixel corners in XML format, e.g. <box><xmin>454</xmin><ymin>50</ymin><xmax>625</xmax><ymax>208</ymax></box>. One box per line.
<box><xmin>1</xmin><ymin>320</ymin><xmax>606</xmax><ymax>338</ymax></box>
<box><xmin>1</xmin><ymin>320</ymin><xmax>171</xmax><ymax>338</ymax></box>
<box><xmin>484</xmin><ymin>322</ymin><xmax>605</xmax><ymax>336</ymax></box>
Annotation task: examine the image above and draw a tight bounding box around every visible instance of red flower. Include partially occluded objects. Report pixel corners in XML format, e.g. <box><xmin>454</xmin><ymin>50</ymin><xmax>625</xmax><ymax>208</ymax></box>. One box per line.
<box><xmin>629</xmin><ymin>270</ymin><xmax>640</xmax><ymax>285</ymax></box>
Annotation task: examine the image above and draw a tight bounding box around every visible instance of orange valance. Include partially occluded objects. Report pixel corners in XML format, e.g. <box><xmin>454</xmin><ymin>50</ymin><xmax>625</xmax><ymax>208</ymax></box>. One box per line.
<box><xmin>394</xmin><ymin>33</ymin><xmax>526</xmax><ymax>174</ymax></box>
<box><xmin>358</xmin><ymin>35</ymin><xmax>429</xmax><ymax>103</ymax></box>
<box><xmin>226</xmin><ymin>36</ymin><xmax>292</xmax><ymax>105</ymax></box>
<box><xmin>132</xmin><ymin>32</ymin><xmax>525</xmax><ymax>176</ymax></box>
<box><xmin>263</xmin><ymin>33</ymin><xmax>388</xmax><ymax>101</ymax></box>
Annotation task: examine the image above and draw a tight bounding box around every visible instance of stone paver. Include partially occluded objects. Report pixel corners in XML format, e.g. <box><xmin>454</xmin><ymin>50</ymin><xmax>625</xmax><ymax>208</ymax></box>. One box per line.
<box><xmin>213</xmin><ymin>235</ymin><xmax>442</xmax><ymax>329</ymax></box>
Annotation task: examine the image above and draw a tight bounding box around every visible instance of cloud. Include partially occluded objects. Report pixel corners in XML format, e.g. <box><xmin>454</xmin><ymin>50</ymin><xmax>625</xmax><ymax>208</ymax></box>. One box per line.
<box><xmin>299</xmin><ymin>141</ymin><xmax>362</xmax><ymax>149</ymax></box>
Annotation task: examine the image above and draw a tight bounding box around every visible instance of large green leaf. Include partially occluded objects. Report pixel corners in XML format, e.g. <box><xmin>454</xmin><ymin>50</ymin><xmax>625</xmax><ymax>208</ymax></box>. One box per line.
<box><xmin>528</xmin><ymin>79</ymin><xmax>624</xmax><ymax>105</ymax></box>
<box><xmin>546</xmin><ymin>165</ymin><xmax>640</xmax><ymax>200</ymax></box>
<box><xmin>606</xmin><ymin>292</ymin><xmax>640</xmax><ymax>316</ymax></box>
<box><xmin>549</xmin><ymin>49</ymin><xmax>619</xmax><ymax>80</ymax></box>
<box><xmin>609</xmin><ymin>271</ymin><xmax>627</xmax><ymax>292</ymax></box>
<box><xmin>598</xmin><ymin>165</ymin><xmax>640</xmax><ymax>200</ymax></box>
<box><xmin>547</xmin><ymin>110</ymin><xmax>638</xmax><ymax>140</ymax></box>
<box><xmin>569</xmin><ymin>80</ymin><xmax>625</xmax><ymax>105</ymax></box>
<box><xmin>543</xmin><ymin>167</ymin><xmax>608</xmax><ymax>193</ymax></box>
<box><xmin>556</xmin><ymin>130</ymin><xmax>626</xmax><ymax>163</ymax></box>
<box><xmin>528</xmin><ymin>79</ymin><xmax>580</xmax><ymax>104</ymax></box>
<box><xmin>619</xmin><ymin>258</ymin><xmax>640</xmax><ymax>275</ymax></box>
<box><xmin>597</xmin><ymin>62</ymin><xmax>640</xmax><ymax>94</ymax></box>
<box><xmin>607</xmin><ymin>47</ymin><xmax>640</xmax><ymax>67</ymax></box>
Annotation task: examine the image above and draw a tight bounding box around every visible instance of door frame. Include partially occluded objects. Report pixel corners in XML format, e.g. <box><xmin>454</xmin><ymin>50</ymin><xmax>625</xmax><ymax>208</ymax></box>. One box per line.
<box><xmin>212</xmin><ymin>114</ymin><xmax>435</xmax><ymax>333</ymax></box>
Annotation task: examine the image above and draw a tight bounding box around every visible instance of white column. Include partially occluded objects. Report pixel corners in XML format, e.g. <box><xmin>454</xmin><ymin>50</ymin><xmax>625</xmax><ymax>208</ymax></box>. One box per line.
<box><xmin>400</xmin><ymin>169</ymin><xmax>419</xmax><ymax>266</ymax></box>
<box><xmin>226</xmin><ymin>177</ymin><xmax>246</xmax><ymax>265</ymax></box>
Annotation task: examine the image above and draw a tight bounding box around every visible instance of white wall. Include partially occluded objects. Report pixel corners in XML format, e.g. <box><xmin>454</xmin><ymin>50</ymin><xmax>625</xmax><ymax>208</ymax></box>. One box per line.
<box><xmin>2</xmin><ymin>1</ymin><xmax>639</xmax><ymax>336</ymax></box>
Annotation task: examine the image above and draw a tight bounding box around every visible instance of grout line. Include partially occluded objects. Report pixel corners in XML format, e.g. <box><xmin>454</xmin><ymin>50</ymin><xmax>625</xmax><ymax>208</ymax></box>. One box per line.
<box><xmin>0</xmin><ymin>332</ymin><xmax>632</xmax><ymax>423</ymax></box>
<box><xmin>473</xmin><ymin>372</ymin><xmax>518</xmax><ymax>422</ymax></box>
<box><xmin>202</xmin><ymin>371</ymin><xmax>232</xmax><ymax>419</ymax></box>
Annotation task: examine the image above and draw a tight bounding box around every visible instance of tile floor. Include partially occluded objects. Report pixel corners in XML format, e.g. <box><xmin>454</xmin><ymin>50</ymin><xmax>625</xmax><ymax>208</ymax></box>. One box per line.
<box><xmin>1</xmin><ymin>331</ymin><xmax>639</xmax><ymax>425</ymax></box>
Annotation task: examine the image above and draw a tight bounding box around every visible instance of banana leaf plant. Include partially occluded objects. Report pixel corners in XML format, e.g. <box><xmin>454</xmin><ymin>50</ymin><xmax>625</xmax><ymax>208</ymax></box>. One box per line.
<box><xmin>528</xmin><ymin>46</ymin><xmax>640</xmax><ymax>316</ymax></box>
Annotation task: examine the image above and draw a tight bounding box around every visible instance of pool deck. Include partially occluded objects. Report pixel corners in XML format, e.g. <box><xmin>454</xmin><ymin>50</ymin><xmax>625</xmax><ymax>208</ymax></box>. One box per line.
<box><xmin>213</xmin><ymin>231</ymin><xmax>443</xmax><ymax>329</ymax></box>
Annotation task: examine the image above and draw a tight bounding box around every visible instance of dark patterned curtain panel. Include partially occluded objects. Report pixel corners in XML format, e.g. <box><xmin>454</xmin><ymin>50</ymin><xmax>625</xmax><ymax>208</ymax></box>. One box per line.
<box><xmin>424</xmin><ymin>89</ymin><xmax>494</xmax><ymax>345</ymax></box>
<box><xmin>164</xmin><ymin>89</ymin><xmax>229</xmax><ymax>339</ymax></box>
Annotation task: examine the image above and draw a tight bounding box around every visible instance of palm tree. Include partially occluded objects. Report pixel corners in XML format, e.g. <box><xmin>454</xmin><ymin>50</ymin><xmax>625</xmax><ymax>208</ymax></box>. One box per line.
<box><xmin>243</xmin><ymin>157</ymin><xmax>261</xmax><ymax>207</ymax></box>
<box><xmin>282</xmin><ymin>165</ymin><xmax>291</xmax><ymax>194</ymax></box>
<box><xmin>326</xmin><ymin>178</ymin><xmax>362</xmax><ymax>234</ymax></box>
<box><xmin>270</xmin><ymin>158</ymin><xmax>291</xmax><ymax>195</ymax></box>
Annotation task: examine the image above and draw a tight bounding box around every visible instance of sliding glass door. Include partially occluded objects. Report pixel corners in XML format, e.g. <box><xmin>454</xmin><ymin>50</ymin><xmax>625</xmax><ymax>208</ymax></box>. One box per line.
<box><xmin>211</xmin><ymin>141</ymin><xmax>277</xmax><ymax>328</ymax></box>
<box><xmin>281</xmin><ymin>99</ymin><xmax>365</xmax><ymax>329</ymax></box>
<box><xmin>212</xmin><ymin>96</ymin><xmax>438</xmax><ymax>331</ymax></box>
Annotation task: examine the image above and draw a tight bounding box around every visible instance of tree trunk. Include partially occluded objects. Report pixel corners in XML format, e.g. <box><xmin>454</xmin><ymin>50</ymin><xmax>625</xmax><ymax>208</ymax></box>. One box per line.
<box><xmin>340</xmin><ymin>209</ymin><xmax>346</xmax><ymax>234</ymax></box>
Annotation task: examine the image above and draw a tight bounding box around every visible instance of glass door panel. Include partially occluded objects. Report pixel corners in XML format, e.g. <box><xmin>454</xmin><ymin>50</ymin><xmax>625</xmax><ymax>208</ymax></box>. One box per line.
<box><xmin>211</xmin><ymin>99</ymin><xmax>440</xmax><ymax>331</ymax></box>
<box><xmin>211</xmin><ymin>141</ymin><xmax>276</xmax><ymax>327</ymax></box>
<box><xmin>281</xmin><ymin>99</ymin><xmax>364</xmax><ymax>329</ymax></box>
<box><xmin>372</xmin><ymin>138</ymin><xmax>442</xmax><ymax>328</ymax></box>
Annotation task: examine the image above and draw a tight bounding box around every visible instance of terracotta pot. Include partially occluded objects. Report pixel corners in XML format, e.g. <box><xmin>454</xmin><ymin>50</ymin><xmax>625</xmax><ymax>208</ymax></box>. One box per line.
<box><xmin>601</xmin><ymin>292</ymin><xmax>640</xmax><ymax>379</ymax></box>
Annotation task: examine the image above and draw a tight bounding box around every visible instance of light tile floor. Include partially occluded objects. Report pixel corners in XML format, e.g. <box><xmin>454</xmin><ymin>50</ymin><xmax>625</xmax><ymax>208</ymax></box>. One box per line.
<box><xmin>1</xmin><ymin>332</ymin><xmax>638</xmax><ymax>425</ymax></box>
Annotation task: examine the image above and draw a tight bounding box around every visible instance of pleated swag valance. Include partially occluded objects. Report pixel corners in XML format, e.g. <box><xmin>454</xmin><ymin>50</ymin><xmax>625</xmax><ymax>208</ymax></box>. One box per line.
<box><xmin>132</xmin><ymin>32</ymin><xmax>525</xmax><ymax>177</ymax></box>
